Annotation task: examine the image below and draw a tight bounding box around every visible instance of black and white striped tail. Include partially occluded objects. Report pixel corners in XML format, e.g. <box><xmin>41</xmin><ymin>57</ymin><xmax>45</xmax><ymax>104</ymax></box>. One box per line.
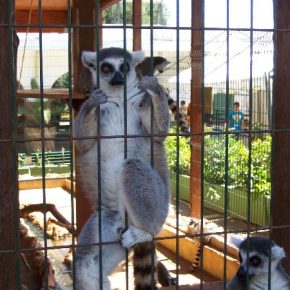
<box><xmin>189</xmin><ymin>246</ymin><xmax>201</xmax><ymax>272</ymax></box>
<box><xmin>167</xmin><ymin>98</ymin><xmax>190</xmax><ymax>134</ymax></box>
<box><xmin>133</xmin><ymin>242</ymin><xmax>158</xmax><ymax>290</ymax></box>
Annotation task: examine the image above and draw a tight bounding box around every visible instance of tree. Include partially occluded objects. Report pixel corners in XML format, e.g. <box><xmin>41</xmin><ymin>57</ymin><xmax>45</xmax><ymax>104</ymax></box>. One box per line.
<box><xmin>102</xmin><ymin>1</ymin><xmax>169</xmax><ymax>25</ymax></box>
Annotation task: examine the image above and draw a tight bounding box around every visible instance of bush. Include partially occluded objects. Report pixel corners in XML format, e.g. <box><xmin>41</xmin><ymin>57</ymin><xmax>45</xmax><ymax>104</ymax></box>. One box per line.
<box><xmin>165</xmin><ymin>128</ymin><xmax>190</xmax><ymax>175</ymax></box>
<box><xmin>165</xmin><ymin>130</ymin><xmax>271</xmax><ymax>198</ymax></box>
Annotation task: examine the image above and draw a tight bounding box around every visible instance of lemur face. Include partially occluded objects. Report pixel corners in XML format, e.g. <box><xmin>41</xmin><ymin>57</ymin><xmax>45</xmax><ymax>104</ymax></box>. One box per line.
<box><xmin>81</xmin><ymin>47</ymin><xmax>144</xmax><ymax>91</ymax></box>
<box><xmin>100</xmin><ymin>58</ymin><xmax>131</xmax><ymax>86</ymax></box>
<box><xmin>230</xmin><ymin>236</ymin><xmax>286</xmax><ymax>283</ymax></box>
<box><xmin>238</xmin><ymin>249</ymin><xmax>270</xmax><ymax>280</ymax></box>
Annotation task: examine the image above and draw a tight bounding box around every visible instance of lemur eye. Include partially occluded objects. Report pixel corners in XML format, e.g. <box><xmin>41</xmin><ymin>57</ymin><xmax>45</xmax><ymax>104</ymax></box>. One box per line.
<box><xmin>120</xmin><ymin>62</ymin><xmax>130</xmax><ymax>74</ymax></box>
<box><xmin>101</xmin><ymin>63</ymin><xmax>114</xmax><ymax>74</ymax></box>
<box><xmin>249</xmin><ymin>256</ymin><xmax>262</xmax><ymax>267</ymax></box>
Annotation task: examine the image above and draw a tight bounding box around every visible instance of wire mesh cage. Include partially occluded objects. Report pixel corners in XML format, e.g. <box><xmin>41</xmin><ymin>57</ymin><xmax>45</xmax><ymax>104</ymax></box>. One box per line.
<box><xmin>1</xmin><ymin>0</ymin><xmax>290</xmax><ymax>289</ymax></box>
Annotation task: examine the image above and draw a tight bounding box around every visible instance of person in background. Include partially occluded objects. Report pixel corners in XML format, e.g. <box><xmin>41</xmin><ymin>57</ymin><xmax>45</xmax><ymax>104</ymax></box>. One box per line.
<box><xmin>229</xmin><ymin>101</ymin><xmax>245</xmax><ymax>138</ymax></box>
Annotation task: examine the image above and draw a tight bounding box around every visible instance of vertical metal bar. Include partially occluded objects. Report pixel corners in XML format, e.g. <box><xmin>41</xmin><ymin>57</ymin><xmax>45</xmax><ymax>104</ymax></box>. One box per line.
<box><xmin>223</xmin><ymin>0</ymin><xmax>230</xmax><ymax>288</ymax></box>
<box><xmin>94</xmin><ymin>1</ymin><xmax>103</xmax><ymax>289</ymax></box>
<box><xmin>66</xmin><ymin>0</ymin><xmax>77</xmax><ymax>288</ymax></box>
<box><xmin>37</xmin><ymin>0</ymin><xmax>49</xmax><ymax>289</ymax></box>
<box><xmin>245</xmin><ymin>0</ymin><xmax>254</xmax><ymax>288</ymax></box>
<box><xmin>200</xmin><ymin>1</ymin><xmax>205</xmax><ymax>288</ymax></box>
<box><xmin>175</xmin><ymin>2</ymin><xmax>181</xmax><ymax>288</ymax></box>
<box><xmin>121</xmin><ymin>2</ymin><xmax>131</xmax><ymax>289</ymax></box>
<box><xmin>148</xmin><ymin>2</ymin><xmax>156</xmax><ymax>288</ymax></box>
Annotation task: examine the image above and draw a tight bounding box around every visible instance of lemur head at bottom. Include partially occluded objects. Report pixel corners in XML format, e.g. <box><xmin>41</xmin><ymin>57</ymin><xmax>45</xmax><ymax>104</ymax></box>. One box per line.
<box><xmin>227</xmin><ymin>235</ymin><xmax>290</xmax><ymax>290</ymax></box>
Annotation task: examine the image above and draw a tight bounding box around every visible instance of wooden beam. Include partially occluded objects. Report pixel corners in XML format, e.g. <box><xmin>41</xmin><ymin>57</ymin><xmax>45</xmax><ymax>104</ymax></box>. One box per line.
<box><xmin>16</xmin><ymin>0</ymin><xmax>68</xmax><ymax>11</ymax></box>
<box><xmin>272</xmin><ymin>0</ymin><xmax>290</xmax><ymax>272</ymax></box>
<box><xmin>158</xmin><ymin>224</ymin><xmax>239</xmax><ymax>281</ymax></box>
<box><xmin>15</xmin><ymin>0</ymin><xmax>119</xmax><ymax>33</ymax></box>
<box><xmin>189</xmin><ymin>0</ymin><xmax>203</xmax><ymax>218</ymax></box>
<box><xmin>16</xmin><ymin>10</ymin><xmax>67</xmax><ymax>33</ymax></box>
<box><xmin>17</xmin><ymin>88</ymin><xmax>83</xmax><ymax>100</ymax></box>
<box><xmin>72</xmin><ymin>0</ymin><xmax>97</xmax><ymax>234</ymax></box>
<box><xmin>133</xmin><ymin>0</ymin><xmax>142</xmax><ymax>51</ymax></box>
<box><xmin>0</xmin><ymin>0</ymin><xmax>19</xmax><ymax>288</ymax></box>
<box><xmin>16</xmin><ymin>0</ymin><xmax>118</xmax><ymax>11</ymax></box>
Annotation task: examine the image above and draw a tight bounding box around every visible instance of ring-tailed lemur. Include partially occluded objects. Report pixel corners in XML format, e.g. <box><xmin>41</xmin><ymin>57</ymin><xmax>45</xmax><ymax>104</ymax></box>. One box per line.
<box><xmin>74</xmin><ymin>47</ymin><xmax>171</xmax><ymax>290</ymax></box>
<box><xmin>187</xmin><ymin>218</ymin><xmax>212</xmax><ymax>273</ymax></box>
<box><xmin>79</xmin><ymin>55</ymin><xmax>190</xmax><ymax>134</ymax></box>
<box><xmin>227</xmin><ymin>236</ymin><xmax>290</xmax><ymax>290</ymax></box>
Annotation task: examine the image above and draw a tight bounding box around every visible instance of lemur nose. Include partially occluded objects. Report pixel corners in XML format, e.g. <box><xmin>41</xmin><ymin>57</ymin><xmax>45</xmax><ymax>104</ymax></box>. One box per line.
<box><xmin>237</xmin><ymin>266</ymin><xmax>254</xmax><ymax>281</ymax></box>
<box><xmin>110</xmin><ymin>71</ymin><xmax>124</xmax><ymax>86</ymax></box>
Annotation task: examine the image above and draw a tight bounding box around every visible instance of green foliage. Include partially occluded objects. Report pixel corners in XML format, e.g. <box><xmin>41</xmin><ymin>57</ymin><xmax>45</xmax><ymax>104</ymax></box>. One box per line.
<box><xmin>102</xmin><ymin>2</ymin><xmax>168</xmax><ymax>25</ymax></box>
<box><xmin>165</xmin><ymin>130</ymin><xmax>272</xmax><ymax>198</ymax></box>
<box><xmin>251</xmin><ymin>136</ymin><xmax>271</xmax><ymax>198</ymax></box>
<box><xmin>203</xmin><ymin>134</ymin><xmax>272</xmax><ymax>197</ymax></box>
<box><xmin>165</xmin><ymin>128</ymin><xmax>190</xmax><ymax>175</ymax></box>
<box><xmin>30</xmin><ymin>78</ymin><xmax>39</xmax><ymax>89</ymax></box>
<box><xmin>51</xmin><ymin>72</ymin><xmax>70</xmax><ymax>89</ymax></box>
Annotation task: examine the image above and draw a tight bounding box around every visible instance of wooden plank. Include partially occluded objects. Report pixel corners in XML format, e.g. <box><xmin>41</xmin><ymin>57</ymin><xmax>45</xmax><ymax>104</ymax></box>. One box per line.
<box><xmin>133</xmin><ymin>0</ymin><xmax>142</xmax><ymax>51</ymax></box>
<box><xmin>0</xmin><ymin>0</ymin><xmax>18</xmax><ymax>287</ymax></box>
<box><xmin>272</xmin><ymin>0</ymin><xmax>290</xmax><ymax>272</ymax></box>
<box><xmin>15</xmin><ymin>0</ymin><xmax>119</xmax><ymax>32</ymax></box>
<box><xmin>160</xmin><ymin>281</ymin><xmax>224</xmax><ymax>290</ymax></box>
<box><xmin>16</xmin><ymin>10</ymin><xmax>67</xmax><ymax>32</ymax></box>
<box><xmin>16</xmin><ymin>0</ymin><xmax>118</xmax><ymax>11</ymax></box>
<box><xmin>17</xmin><ymin>88</ymin><xmax>84</xmax><ymax>100</ymax></box>
<box><xmin>190</xmin><ymin>0</ymin><xmax>203</xmax><ymax>218</ymax></box>
<box><xmin>16</xmin><ymin>0</ymin><xmax>68</xmax><ymax>11</ymax></box>
<box><xmin>158</xmin><ymin>224</ymin><xmax>200</xmax><ymax>264</ymax></box>
<box><xmin>72</xmin><ymin>0</ymin><xmax>97</xmax><ymax>234</ymax></box>
<box><xmin>19</xmin><ymin>178</ymin><xmax>66</xmax><ymax>190</ymax></box>
<box><xmin>158</xmin><ymin>224</ymin><xmax>239</xmax><ymax>281</ymax></box>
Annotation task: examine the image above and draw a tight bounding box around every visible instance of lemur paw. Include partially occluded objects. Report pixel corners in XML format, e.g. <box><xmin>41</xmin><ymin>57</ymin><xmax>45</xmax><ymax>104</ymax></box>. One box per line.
<box><xmin>121</xmin><ymin>227</ymin><xmax>153</xmax><ymax>249</ymax></box>
<box><xmin>138</xmin><ymin>76</ymin><xmax>163</xmax><ymax>97</ymax></box>
<box><xmin>82</xmin><ymin>89</ymin><xmax>107</xmax><ymax>115</ymax></box>
<box><xmin>86</xmin><ymin>89</ymin><xmax>108</xmax><ymax>107</ymax></box>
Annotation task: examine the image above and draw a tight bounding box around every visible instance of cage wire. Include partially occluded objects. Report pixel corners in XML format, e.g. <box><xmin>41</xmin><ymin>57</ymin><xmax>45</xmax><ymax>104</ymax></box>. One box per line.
<box><xmin>1</xmin><ymin>0</ymin><xmax>288</xmax><ymax>289</ymax></box>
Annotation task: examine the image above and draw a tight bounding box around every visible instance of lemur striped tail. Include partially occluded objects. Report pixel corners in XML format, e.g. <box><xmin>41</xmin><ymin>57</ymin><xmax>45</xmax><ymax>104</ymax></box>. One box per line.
<box><xmin>133</xmin><ymin>242</ymin><xmax>158</xmax><ymax>290</ymax></box>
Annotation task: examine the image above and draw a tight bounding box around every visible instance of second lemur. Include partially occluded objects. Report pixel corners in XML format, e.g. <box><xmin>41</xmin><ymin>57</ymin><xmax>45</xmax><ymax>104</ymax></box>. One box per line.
<box><xmin>74</xmin><ymin>47</ymin><xmax>171</xmax><ymax>290</ymax></box>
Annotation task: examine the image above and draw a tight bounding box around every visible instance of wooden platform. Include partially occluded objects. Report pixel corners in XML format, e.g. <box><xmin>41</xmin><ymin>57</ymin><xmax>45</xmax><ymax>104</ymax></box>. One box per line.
<box><xmin>17</xmin><ymin>88</ymin><xmax>83</xmax><ymax>100</ymax></box>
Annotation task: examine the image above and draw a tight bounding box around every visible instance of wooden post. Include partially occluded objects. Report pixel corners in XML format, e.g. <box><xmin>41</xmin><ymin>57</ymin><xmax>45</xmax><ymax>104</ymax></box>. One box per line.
<box><xmin>189</xmin><ymin>0</ymin><xmax>203</xmax><ymax>218</ymax></box>
<box><xmin>133</xmin><ymin>0</ymin><xmax>142</xmax><ymax>51</ymax></box>
<box><xmin>272</xmin><ymin>0</ymin><xmax>290</xmax><ymax>272</ymax></box>
<box><xmin>0</xmin><ymin>0</ymin><xmax>19</xmax><ymax>288</ymax></box>
<box><xmin>72</xmin><ymin>0</ymin><xmax>97</xmax><ymax>233</ymax></box>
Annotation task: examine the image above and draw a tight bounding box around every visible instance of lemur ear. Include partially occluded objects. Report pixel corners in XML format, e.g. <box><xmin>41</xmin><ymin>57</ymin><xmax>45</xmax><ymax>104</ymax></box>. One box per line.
<box><xmin>81</xmin><ymin>51</ymin><xmax>97</xmax><ymax>70</ymax></box>
<box><xmin>131</xmin><ymin>50</ymin><xmax>145</xmax><ymax>65</ymax></box>
<box><xmin>230</xmin><ymin>235</ymin><xmax>244</xmax><ymax>248</ymax></box>
<box><xmin>271</xmin><ymin>244</ymin><xmax>286</xmax><ymax>260</ymax></box>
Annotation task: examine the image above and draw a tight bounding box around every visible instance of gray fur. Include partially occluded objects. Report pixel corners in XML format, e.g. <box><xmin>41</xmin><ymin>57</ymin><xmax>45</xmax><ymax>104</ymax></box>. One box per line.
<box><xmin>227</xmin><ymin>236</ymin><xmax>290</xmax><ymax>290</ymax></box>
<box><xmin>76</xmin><ymin>211</ymin><xmax>125</xmax><ymax>290</ymax></box>
<box><xmin>74</xmin><ymin>47</ymin><xmax>170</xmax><ymax>289</ymax></box>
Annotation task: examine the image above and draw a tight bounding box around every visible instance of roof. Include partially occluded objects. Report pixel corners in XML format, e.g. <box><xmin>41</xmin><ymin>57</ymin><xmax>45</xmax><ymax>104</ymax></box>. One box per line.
<box><xmin>15</xmin><ymin>0</ymin><xmax>119</xmax><ymax>32</ymax></box>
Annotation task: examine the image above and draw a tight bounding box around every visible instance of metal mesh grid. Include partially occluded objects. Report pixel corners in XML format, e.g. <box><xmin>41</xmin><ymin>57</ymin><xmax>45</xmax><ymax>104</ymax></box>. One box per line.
<box><xmin>1</xmin><ymin>0</ymin><xmax>290</xmax><ymax>289</ymax></box>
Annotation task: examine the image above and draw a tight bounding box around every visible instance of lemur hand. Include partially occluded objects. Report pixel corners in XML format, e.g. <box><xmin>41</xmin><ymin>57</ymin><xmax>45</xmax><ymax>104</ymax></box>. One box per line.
<box><xmin>81</xmin><ymin>89</ymin><xmax>108</xmax><ymax>115</ymax></box>
<box><xmin>138</xmin><ymin>76</ymin><xmax>163</xmax><ymax>97</ymax></box>
<box><xmin>88</xmin><ymin>89</ymin><xmax>108</xmax><ymax>105</ymax></box>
